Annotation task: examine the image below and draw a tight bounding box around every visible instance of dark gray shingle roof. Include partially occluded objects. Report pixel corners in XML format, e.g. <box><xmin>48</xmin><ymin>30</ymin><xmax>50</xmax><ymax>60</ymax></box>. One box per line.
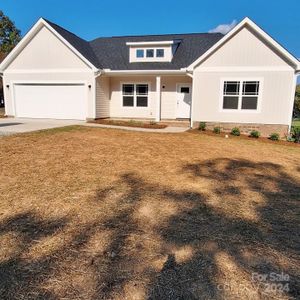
<box><xmin>44</xmin><ymin>19</ymin><xmax>224</xmax><ymax>70</ymax></box>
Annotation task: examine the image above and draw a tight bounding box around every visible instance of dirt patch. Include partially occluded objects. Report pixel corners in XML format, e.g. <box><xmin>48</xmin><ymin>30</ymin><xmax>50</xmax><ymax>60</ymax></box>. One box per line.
<box><xmin>89</xmin><ymin>119</ymin><xmax>167</xmax><ymax>129</ymax></box>
<box><xmin>0</xmin><ymin>127</ymin><xmax>299</xmax><ymax>299</ymax></box>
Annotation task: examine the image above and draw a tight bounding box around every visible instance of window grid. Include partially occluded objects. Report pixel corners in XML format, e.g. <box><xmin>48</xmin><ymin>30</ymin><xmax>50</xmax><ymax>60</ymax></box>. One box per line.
<box><xmin>136</xmin><ymin>48</ymin><xmax>165</xmax><ymax>59</ymax></box>
<box><xmin>122</xmin><ymin>84</ymin><xmax>149</xmax><ymax>107</ymax></box>
<box><xmin>136</xmin><ymin>49</ymin><xmax>144</xmax><ymax>58</ymax></box>
<box><xmin>222</xmin><ymin>80</ymin><xmax>260</xmax><ymax>111</ymax></box>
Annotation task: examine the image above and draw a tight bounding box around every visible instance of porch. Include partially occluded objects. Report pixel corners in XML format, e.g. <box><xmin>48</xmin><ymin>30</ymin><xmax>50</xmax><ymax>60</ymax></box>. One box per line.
<box><xmin>95</xmin><ymin>74</ymin><xmax>193</xmax><ymax>123</ymax></box>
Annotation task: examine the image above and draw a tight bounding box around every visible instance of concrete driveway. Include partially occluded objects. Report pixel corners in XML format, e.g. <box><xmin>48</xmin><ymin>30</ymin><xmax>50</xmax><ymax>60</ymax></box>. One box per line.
<box><xmin>0</xmin><ymin>118</ymin><xmax>84</xmax><ymax>136</ymax></box>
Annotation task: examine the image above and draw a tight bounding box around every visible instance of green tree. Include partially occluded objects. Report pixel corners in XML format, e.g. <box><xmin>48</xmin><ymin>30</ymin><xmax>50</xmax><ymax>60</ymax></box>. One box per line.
<box><xmin>294</xmin><ymin>84</ymin><xmax>300</xmax><ymax>118</ymax></box>
<box><xmin>0</xmin><ymin>10</ymin><xmax>21</xmax><ymax>54</ymax></box>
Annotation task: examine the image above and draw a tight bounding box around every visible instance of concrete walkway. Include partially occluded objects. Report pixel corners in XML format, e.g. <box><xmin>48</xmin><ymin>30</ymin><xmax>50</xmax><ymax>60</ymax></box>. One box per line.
<box><xmin>0</xmin><ymin>118</ymin><xmax>84</xmax><ymax>136</ymax></box>
<box><xmin>84</xmin><ymin>123</ymin><xmax>189</xmax><ymax>133</ymax></box>
<box><xmin>0</xmin><ymin>117</ymin><xmax>189</xmax><ymax>136</ymax></box>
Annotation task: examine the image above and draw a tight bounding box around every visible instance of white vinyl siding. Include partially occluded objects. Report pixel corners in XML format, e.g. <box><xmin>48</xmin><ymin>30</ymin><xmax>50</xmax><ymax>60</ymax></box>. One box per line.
<box><xmin>192</xmin><ymin>70</ymin><xmax>294</xmax><ymax>125</ymax></box>
<box><xmin>192</xmin><ymin>26</ymin><xmax>295</xmax><ymax>126</ymax></box>
<box><xmin>201</xmin><ymin>27</ymin><xmax>290</xmax><ymax>67</ymax></box>
<box><xmin>109</xmin><ymin>76</ymin><xmax>156</xmax><ymax>119</ymax></box>
<box><xmin>96</xmin><ymin>76</ymin><xmax>110</xmax><ymax>118</ymax></box>
<box><xmin>8</xmin><ymin>26</ymin><xmax>89</xmax><ymax>70</ymax></box>
<box><xmin>3</xmin><ymin>24</ymin><xmax>95</xmax><ymax>119</ymax></box>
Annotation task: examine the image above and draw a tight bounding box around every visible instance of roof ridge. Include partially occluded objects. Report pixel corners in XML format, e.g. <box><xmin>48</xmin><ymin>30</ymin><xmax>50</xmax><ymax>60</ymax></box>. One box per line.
<box><xmin>90</xmin><ymin>32</ymin><xmax>223</xmax><ymax>42</ymax></box>
<box><xmin>43</xmin><ymin>18</ymin><xmax>89</xmax><ymax>43</ymax></box>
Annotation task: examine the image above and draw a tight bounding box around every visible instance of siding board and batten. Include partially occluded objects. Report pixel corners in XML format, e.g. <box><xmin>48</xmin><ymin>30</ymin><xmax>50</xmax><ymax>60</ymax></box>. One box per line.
<box><xmin>192</xmin><ymin>26</ymin><xmax>296</xmax><ymax>127</ymax></box>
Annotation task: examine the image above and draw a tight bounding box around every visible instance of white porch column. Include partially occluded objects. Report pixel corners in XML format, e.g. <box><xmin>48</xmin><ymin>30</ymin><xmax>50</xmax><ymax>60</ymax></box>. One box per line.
<box><xmin>156</xmin><ymin>76</ymin><xmax>161</xmax><ymax>122</ymax></box>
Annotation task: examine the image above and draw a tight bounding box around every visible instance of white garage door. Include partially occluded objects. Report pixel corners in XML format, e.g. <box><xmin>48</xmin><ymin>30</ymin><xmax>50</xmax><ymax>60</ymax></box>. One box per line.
<box><xmin>14</xmin><ymin>84</ymin><xmax>86</xmax><ymax>120</ymax></box>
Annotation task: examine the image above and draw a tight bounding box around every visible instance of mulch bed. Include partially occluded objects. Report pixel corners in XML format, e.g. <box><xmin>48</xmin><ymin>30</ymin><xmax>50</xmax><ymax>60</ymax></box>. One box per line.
<box><xmin>89</xmin><ymin>119</ymin><xmax>167</xmax><ymax>129</ymax></box>
<box><xmin>189</xmin><ymin>129</ymin><xmax>300</xmax><ymax>147</ymax></box>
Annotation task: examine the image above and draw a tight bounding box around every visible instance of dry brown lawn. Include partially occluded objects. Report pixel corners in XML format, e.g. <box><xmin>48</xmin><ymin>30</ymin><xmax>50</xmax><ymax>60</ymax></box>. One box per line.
<box><xmin>0</xmin><ymin>126</ymin><xmax>299</xmax><ymax>300</ymax></box>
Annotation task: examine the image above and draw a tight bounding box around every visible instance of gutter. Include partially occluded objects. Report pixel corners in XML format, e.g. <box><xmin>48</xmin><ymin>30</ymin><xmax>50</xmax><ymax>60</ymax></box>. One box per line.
<box><xmin>102</xmin><ymin>69</ymin><xmax>188</xmax><ymax>76</ymax></box>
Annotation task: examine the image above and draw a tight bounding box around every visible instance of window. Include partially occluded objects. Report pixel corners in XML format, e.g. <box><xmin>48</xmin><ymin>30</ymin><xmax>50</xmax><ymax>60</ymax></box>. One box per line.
<box><xmin>223</xmin><ymin>81</ymin><xmax>239</xmax><ymax>109</ymax></box>
<box><xmin>122</xmin><ymin>84</ymin><xmax>134</xmax><ymax>107</ymax></box>
<box><xmin>156</xmin><ymin>49</ymin><xmax>164</xmax><ymax>57</ymax></box>
<box><xmin>222</xmin><ymin>80</ymin><xmax>260</xmax><ymax>111</ymax></box>
<box><xmin>122</xmin><ymin>84</ymin><xmax>149</xmax><ymax>107</ymax></box>
<box><xmin>180</xmin><ymin>87</ymin><xmax>190</xmax><ymax>94</ymax></box>
<box><xmin>241</xmin><ymin>81</ymin><xmax>259</xmax><ymax>110</ymax></box>
<box><xmin>136</xmin><ymin>84</ymin><xmax>148</xmax><ymax>107</ymax></box>
<box><xmin>146</xmin><ymin>49</ymin><xmax>154</xmax><ymax>57</ymax></box>
<box><xmin>136</xmin><ymin>49</ymin><xmax>144</xmax><ymax>58</ymax></box>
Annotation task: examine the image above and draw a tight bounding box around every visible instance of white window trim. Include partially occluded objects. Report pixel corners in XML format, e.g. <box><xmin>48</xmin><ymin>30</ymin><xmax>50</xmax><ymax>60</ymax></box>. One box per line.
<box><xmin>136</xmin><ymin>49</ymin><xmax>145</xmax><ymax>58</ymax></box>
<box><xmin>219</xmin><ymin>78</ymin><xmax>264</xmax><ymax>113</ymax></box>
<box><xmin>156</xmin><ymin>49</ymin><xmax>165</xmax><ymax>58</ymax></box>
<box><xmin>135</xmin><ymin>48</ymin><xmax>165</xmax><ymax>60</ymax></box>
<box><xmin>120</xmin><ymin>82</ymin><xmax>151</xmax><ymax>108</ymax></box>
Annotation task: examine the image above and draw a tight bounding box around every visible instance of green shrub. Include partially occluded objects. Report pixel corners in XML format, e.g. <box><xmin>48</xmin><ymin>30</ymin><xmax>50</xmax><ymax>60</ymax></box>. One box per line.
<box><xmin>269</xmin><ymin>133</ymin><xmax>280</xmax><ymax>141</ymax></box>
<box><xmin>286</xmin><ymin>135</ymin><xmax>295</xmax><ymax>143</ymax></box>
<box><xmin>231</xmin><ymin>127</ymin><xmax>240</xmax><ymax>136</ymax></box>
<box><xmin>198</xmin><ymin>122</ymin><xmax>206</xmax><ymax>131</ymax></box>
<box><xmin>213</xmin><ymin>126</ymin><xmax>221</xmax><ymax>134</ymax></box>
<box><xmin>150</xmin><ymin>120</ymin><xmax>157</xmax><ymax>125</ymax></box>
<box><xmin>249</xmin><ymin>130</ymin><xmax>260</xmax><ymax>138</ymax></box>
<box><xmin>291</xmin><ymin>126</ymin><xmax>300</xmax><ymax>143</ymax></box>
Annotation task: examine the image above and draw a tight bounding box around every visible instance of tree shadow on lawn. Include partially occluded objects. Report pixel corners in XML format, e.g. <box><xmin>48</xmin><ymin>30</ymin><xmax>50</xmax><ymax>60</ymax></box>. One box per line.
<box><xmin>91</xmin><ymin>161</ymin><xmax>300</xmax><ymax>299</ymax></box>
<box><xmin>0</xmin><ymin>212</ymin><xmax>68</xmax><ymax>299</ymax></box>
<box><xmin>0</xmin><ymin>159</ymin><xmax>299</xmax><ymax>299</ymax></box>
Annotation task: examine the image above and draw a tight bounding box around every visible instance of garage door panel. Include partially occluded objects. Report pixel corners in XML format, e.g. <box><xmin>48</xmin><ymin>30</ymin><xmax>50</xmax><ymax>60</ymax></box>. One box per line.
<box><xmin>14</xmin><ymin>84</ymin><xmax>86</xmax><ymax>120</ymax></box>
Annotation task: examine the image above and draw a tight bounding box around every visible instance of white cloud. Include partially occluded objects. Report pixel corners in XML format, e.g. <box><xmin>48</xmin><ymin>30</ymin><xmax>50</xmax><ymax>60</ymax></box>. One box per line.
<box><xmin>209</xmin><ymin>20</ymin><xmax>238</xmax><ymax>35</ymax></box>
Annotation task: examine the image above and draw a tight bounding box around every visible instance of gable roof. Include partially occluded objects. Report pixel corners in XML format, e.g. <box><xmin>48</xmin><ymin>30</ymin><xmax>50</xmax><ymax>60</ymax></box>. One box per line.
<box><xmin>42</xmin><ymin>19</ymin><xmax>224</xmax><ymax>70</ymax></box>
<box><xmin>1</xmin><ymin>17</ymin><xmax>299</xmax><ymax>73</ymax></box>
<box><xmin>188</xmin><ymin>17</ymin><xmax>300</xmax><ymax>71</ymax></box>
<box><xmin>0</xmin><ymin>18</ymin><xmax>98</xmax><ymax>72</ymax></box>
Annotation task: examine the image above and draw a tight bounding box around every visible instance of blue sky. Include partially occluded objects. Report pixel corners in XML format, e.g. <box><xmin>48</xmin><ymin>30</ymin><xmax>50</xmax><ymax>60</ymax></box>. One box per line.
<box><xmin>2</xmin><ymin>0</ymin><xmax>300</xmax><ymax>59</ymax></box>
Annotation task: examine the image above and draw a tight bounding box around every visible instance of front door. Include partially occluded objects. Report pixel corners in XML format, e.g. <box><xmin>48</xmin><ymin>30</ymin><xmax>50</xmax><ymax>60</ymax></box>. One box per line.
<box><xmin>176</xmin><ymin>84</ymin><xmax>192</xmax><ymax>119</ymax></box>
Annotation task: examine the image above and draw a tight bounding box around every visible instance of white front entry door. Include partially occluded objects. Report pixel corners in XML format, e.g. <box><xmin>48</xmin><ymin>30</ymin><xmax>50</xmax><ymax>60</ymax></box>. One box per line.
<box><xmin>176</xmin><ymin>84</ymin><xmax>192</xmax><ymax>119</ymax></box>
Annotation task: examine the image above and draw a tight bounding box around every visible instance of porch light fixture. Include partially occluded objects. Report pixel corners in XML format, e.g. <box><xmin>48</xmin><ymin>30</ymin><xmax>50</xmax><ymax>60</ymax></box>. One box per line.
<box><xmin>88</xmin><ymin>84</ymin><xmax>91</xmax><ymax>89</ymax></box>
<box><xmin>6</xmin><ymin>85</ymin><xmax>9</xmax><ymax>89</ymax></box>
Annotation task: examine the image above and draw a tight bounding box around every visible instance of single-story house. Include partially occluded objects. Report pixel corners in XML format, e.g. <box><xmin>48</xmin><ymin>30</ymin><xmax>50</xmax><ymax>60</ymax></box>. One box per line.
<box><xmin>0</xmin><ymin>17</ymin><xmax>299</xmax><ymax>136</ymax></box>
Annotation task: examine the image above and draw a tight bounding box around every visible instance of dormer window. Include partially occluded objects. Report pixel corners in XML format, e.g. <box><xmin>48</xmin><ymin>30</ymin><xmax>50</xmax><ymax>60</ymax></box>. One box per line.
<box><xmin>127</xmin><ymin>40</ymin><xmax>180</xmax><ymax>63</ymax></box>
<box><xmin>156</xmin><ymin>49</ymin><xmax>164</xmax><ymax>57</ymax></box>
<box><xmin>146</xmin><ymin>49</ymin><xmax>154</xmax><ymax>58</ymax></box>
<box><xmin>136</xmin><ymin>49</ymin><xmax>144</xmax><ymax>58</ymax></box>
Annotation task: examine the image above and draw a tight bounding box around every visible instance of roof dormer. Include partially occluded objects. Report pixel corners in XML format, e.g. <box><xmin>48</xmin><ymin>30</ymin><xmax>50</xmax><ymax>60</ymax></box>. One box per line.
<box><xmin>126</xmin><ymin>40</ymin><xmax>180</xmax><ymax>63</ymax></box>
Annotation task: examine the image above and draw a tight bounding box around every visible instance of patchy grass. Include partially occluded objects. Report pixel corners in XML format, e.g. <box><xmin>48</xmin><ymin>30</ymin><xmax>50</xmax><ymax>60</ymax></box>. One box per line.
<box><xmin>34</xmin><ymin>125</ymin><xmax>87</xmax><ymax>135</ymax></box>
<box><xmin>292</xmin><ymin>118</ymin><xmax>300</xmax><ymax>127</ymax></box>
<box><xmin>90</xmin><ymin>119</ymin><xmax>167</xmax><ymax>129</ymax></box>
<box><xmin>0</xmin><ymin>127</ymin><xmax>299</xmax><ymax>299</ymax></box>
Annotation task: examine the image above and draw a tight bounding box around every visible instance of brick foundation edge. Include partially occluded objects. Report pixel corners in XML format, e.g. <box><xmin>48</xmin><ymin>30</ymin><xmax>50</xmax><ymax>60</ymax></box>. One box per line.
<box><xmin>193</xmin><ymin>122</ymin><xmax>289</xmax><ymax>137</ymax></box>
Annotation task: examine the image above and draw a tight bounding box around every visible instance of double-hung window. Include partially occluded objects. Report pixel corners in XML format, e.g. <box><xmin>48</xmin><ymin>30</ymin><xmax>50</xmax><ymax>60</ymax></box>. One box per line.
<box><xmin>122</xmin><ymin>84</ymin><xmax>149</xmax><ymax>107</ymax></box>
<box><xmin>222</xmin><ymin>80</ymin><xmax>260</xmax><ymax>111</ymax></box>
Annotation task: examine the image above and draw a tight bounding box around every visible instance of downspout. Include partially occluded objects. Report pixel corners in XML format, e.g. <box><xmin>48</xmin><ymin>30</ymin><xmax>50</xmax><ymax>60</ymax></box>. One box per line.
<box><xmin>186</xmin><ymin>70</ymin><xmax>194</xmax><ymax>128</ymax></box>
<box><xmin>289</xmin><ymin>71</ymin><xmax>299</xmax><ymax>133</ymax></box>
